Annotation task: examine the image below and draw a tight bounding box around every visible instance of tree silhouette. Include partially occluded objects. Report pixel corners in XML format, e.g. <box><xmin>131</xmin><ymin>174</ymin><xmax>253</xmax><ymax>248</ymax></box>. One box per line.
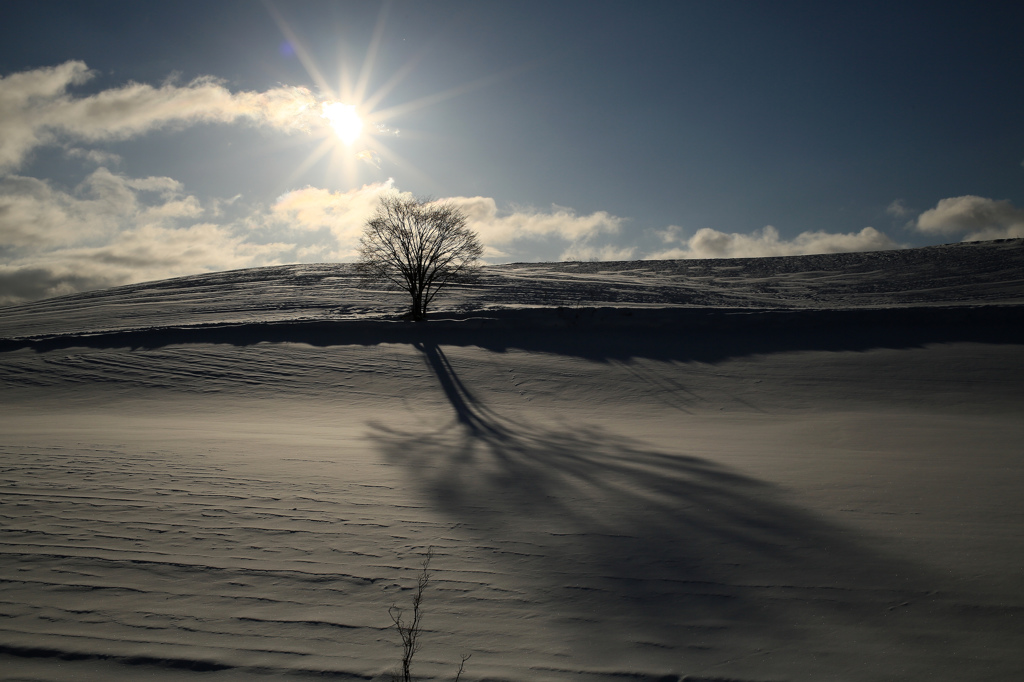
<box><xmin>357</xmin><ymin>195</ymin><xmax>483</xmax><ymax>321</ymax></box>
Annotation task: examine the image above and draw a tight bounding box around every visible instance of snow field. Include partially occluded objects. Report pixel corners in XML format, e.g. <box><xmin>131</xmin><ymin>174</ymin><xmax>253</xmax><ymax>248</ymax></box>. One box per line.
<box><xmin>2</xmin><ymin>336</ymin><xmax>1023</xmax><ymax>681</ymax></box>
<box><xmin>1</xmin><ymin>240</ymin><xmax>1023</xmax><ymax>680</ymax></box>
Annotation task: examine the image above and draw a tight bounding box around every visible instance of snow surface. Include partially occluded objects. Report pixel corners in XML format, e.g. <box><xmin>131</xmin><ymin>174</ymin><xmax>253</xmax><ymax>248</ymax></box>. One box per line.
<box><xmin>1</xmin><ymin>240</ymin><xmax>1023</xmax><ymax>681</ymax></box>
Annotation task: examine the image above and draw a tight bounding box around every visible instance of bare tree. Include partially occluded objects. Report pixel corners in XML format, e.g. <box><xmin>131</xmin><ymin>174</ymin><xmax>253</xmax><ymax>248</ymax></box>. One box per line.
<box><xmin>357</xmin><ymin>195</ymin><xmax>483</xmax><ymax>321</ymax></box>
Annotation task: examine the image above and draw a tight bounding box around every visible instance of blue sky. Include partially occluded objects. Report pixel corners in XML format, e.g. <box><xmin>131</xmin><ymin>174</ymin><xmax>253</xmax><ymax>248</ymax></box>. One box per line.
<box><xmin>1</xmin><ymin>0</ymin><xmax>1022</xmax><ymax>303</ymax></box>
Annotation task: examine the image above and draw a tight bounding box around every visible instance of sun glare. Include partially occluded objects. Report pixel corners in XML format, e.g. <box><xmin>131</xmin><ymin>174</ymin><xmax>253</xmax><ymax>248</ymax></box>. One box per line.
<box><xmin>269</xmin><ymin>3</ymin><xmax>490</xmax><ymax>187</ymax></box>
<box><xmin>321</xmin><ymin>102</ymin><xmax>364</xmax><ymax>145</ymax></box>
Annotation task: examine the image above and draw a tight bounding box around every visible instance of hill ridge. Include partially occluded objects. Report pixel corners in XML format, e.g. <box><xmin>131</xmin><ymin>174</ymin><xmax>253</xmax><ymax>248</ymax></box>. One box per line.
<box><xmin>2</xmin><ymin>239</ymin><xmax>1022</xmax><ymax>340</ymax></box>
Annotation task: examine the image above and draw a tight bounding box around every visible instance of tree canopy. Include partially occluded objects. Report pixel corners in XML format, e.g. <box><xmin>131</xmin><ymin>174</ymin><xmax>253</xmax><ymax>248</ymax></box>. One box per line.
<box><xmin>357</xmin><ymin>195</ymin><xmax>483</xmax><ymax>321</ymax></box>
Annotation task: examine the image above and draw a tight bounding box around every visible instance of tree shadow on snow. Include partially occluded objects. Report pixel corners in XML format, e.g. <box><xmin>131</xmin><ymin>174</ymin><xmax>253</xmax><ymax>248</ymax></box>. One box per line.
<box><xmin>365</xmin><ymin>342</ymin><xmax>1001</xmax><ymax>672</ymax></box>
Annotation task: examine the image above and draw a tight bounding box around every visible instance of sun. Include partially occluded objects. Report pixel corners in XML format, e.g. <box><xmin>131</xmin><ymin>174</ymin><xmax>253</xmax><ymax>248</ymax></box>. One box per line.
<box><xmin>269</xmin><ymin>3</ymin><xmax>499</xmax><ymax>187</ymax></box>
<box><xmin>321</xmin><ymin>102</ymin><xmax>364</xmax><ymax>145</ymax></box>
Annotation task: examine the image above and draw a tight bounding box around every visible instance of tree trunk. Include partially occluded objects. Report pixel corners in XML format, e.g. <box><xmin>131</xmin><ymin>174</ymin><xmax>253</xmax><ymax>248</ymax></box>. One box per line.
<box><xmin>410</xmin><ymin>291</ymin><xmax>426</xmax><ymax>321</ymax></box>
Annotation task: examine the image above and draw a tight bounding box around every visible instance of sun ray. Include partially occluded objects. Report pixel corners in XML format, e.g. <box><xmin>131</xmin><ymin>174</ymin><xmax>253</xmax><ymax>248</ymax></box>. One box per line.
<box><xmin>279</xmin><ymin>136</ymin><xmax>336</xmax><ymax>188</ymax></box>
<box><xmin>265</xmin><ymin>3</ymin><xmax>333</xmax><ymax>96</ymax></box>
<box><xmin>369</xmin><ymin>65</ymin><xmax>533</xmax><ymax>123</ymax></box>
<box><xmin>357</xmin><ymin>137</ymin><xmax>438</xmax><ymax>192</ymax></box>
<box><xmin>360</xmin><ymin>57</ymin><xmax>421</xmax><ymax>114</ymax></box>
<box><xmin>353</xmin><ymin>1</ymin><xmax>391</xmax><ymax>106</ymax></box>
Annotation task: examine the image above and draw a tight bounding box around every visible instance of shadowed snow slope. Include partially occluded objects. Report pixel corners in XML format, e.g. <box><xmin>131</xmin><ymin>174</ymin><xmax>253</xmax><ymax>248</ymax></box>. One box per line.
<box><xmin>1</xmin><ymin>240</ymin><xmax>1023</xmax><ymax>681</ymax></box>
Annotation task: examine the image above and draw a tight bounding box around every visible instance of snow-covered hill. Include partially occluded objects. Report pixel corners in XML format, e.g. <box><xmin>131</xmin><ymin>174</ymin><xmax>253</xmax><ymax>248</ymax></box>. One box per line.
<box><xmin>1</xmin><ymin>240</ymin><xmax>1023</xmax><ymax>681</ymax></box>
<box><xmin>2</xmin><ymin>239</ymin><xmax>1022</xmax><ymax>340</ymax></box>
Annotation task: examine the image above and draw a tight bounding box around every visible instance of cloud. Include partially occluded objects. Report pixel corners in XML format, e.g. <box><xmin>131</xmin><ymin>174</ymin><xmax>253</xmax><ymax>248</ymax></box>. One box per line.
<box><xmin>0</xmin><ymin>168</ymin><xmax>299</xmax><ymax>304</ymax></box>
<box><xmin>267</xmin><ymin>188</ymin><xmax>630</xmax><ymax>263</ymax></box>
<box><xmin>269</xmin><ymin>181</ymin><xmax>397</xmax><ymax>258</ymax></box>
<box><xmin>0</xmin><ymin>168</ymin><xmax>200</xmax><ymax>252</ymax></box>
<box><xmin>655</xmin><ymin>225</ymin><xmax>685</xmax><ymax>244</ymax></box>
<box><xmin>83</xmin><ymin>222</ymin><xmax>283</xmax><ymax>271</ymax></box>
<box><xmin>0</xmin><ymin>172</ymin><xmax>414</xmax><ymax>303</ymax></box>
<box><xmin>0</xmin><ymin>171</ymin><xmax>649</xmax><ymax>303</ymax></box>
<box><xmin>886</xmin><ymin>199</ymin><xmax>911</xmax><ymax>217</ymax></box>
<box><xmin>1</xmin><ymin>171</ymin><xmax>120</xmax><ymax>250</ymax></box>
<box><xmin>67</xmin><ymin>148</ymin><xmax>122</xmax><ymax>166</ymax></box>
<box><xmin>560</xmin><ymin>244</ymin><xmax>637</xmax><ymax>262</ymax></box>
<box><xmin>0</xmin><ymin>265</ymin><xmax>113</xmax><ymax>304</ymax></box>
<box><xmin>444</xmin><ymin>196</ymin><xmax>627</xmax><ymax>261</ymax></box>
<box><xmin>915</xmin><ymin>195</ymin><xmax>1024</xmax><ymax>241</ymax></box>
<box><xmin>647</xmin><ymin>225</ymin><xmax>900</xmax><ymax>259</ymax></box>
<box><xmin>0</xmin><ymin>223</ymin><xmax>288</xmax><ymax>305</ymax></box>
<box><xmin>0</xmin><ymin>61</ymin><xmax>323</xmax><ymax>171</ymax></box>
<box><xmin>452</xmin><ymin>197</ymin><xmax>624</xmax><ymax>243</ymax></box>
<box><xmin>0</xmin><ymin>157</ymin><xmax>921</xmax><ymax>304</ymax></box>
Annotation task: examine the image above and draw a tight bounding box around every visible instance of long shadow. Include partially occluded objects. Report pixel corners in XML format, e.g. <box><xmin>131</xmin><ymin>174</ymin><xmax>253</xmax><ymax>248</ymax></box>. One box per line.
<box><xmin>366</xmin><ymin>341</ymin><xmax>1024</xmax><ymax>676</ymax></box>
<box><xmin>3</xmin><ymin>305</ymin><xmax>1021</xmax><ymax>365</ymax></box>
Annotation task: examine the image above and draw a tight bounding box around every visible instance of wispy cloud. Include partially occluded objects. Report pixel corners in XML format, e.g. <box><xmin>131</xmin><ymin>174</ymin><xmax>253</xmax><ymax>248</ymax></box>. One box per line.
<box><xmin>647</xmin><ymin>225</ymin><xmax>900</xmax><ymax>259</ymax></box>
<box><xmin>915</xmin><ymin>195</ymin><xmax>1024</xmax><ymax>241</ymax></box>
<box><xmin>66</xmin><ymin>147</ymin><xmax>123</xmax><ymax>166</ymax></box>
<box><xmin>886</xmin><ymin>199</ymin><xmax>911</xmax><ymax>218</ymax></box>
<box><xmin>0</xmin><ymin>61</ymin><xmax>323</xmax><ymax>171</ymax></box>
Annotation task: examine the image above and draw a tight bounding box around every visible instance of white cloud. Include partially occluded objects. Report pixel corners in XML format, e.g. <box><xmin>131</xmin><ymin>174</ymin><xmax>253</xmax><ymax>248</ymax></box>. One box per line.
<box><xmin>443</xmin><ymin>196</ymin><xmax>627</xmax><ymax>261</ymax></box>
<box><xmin>1</xmin><ymin>171</ymin><xmax>118</xmax><ymax>250</ymax></box>
<box><xmin>451</xmin><ymin>196</ymin><xmax>624</xmax><ymax>244</ymax></box>
<box><xmin>915</xmin><ymin>195</ymin><xmax>1024</xmax><ymax>241</ymax></box>
<box><xmin>0</xmin><ymin>223</ymin><xmax>288</xmax><ymax>305</ymax></box>
<box><xmin>647</xmin><ymin>225</ymin><xmax>900</xmax><ymax>259</ymax></box>
<box><xmin>0</xmin><ymin>168</ymin><xmax>302</xmax><ymax>304</ymax></box>
<box><xmin>268</xmin><ymin>181</ymin><xmax>399</xmax><ymax>259</ymax></box>
<box><xmin>0</xmin><ymin>61</ymin><xmax>324</xmax><ymax>171</ymax></box>
<box><xmin>0</xmin><ymin>172</ymin><xmax>414</xmax><ymax>303</ymax></box>
<box><xmin>267</xmin><ymin>188</ymin><xmax>631</xmax><ymax>262</ymax></box>
<box><xmin>0</xmin><ymin>168</ymin><xmax>203</xmax><ymax>252</ymax></box>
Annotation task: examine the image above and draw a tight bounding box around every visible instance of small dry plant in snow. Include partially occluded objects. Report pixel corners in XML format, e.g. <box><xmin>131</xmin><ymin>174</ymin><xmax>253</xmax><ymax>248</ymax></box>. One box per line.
<box><xmin>389</xmin><ymin>546</ymin><xmax>471</xmax><ymax>682</ymax></box>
